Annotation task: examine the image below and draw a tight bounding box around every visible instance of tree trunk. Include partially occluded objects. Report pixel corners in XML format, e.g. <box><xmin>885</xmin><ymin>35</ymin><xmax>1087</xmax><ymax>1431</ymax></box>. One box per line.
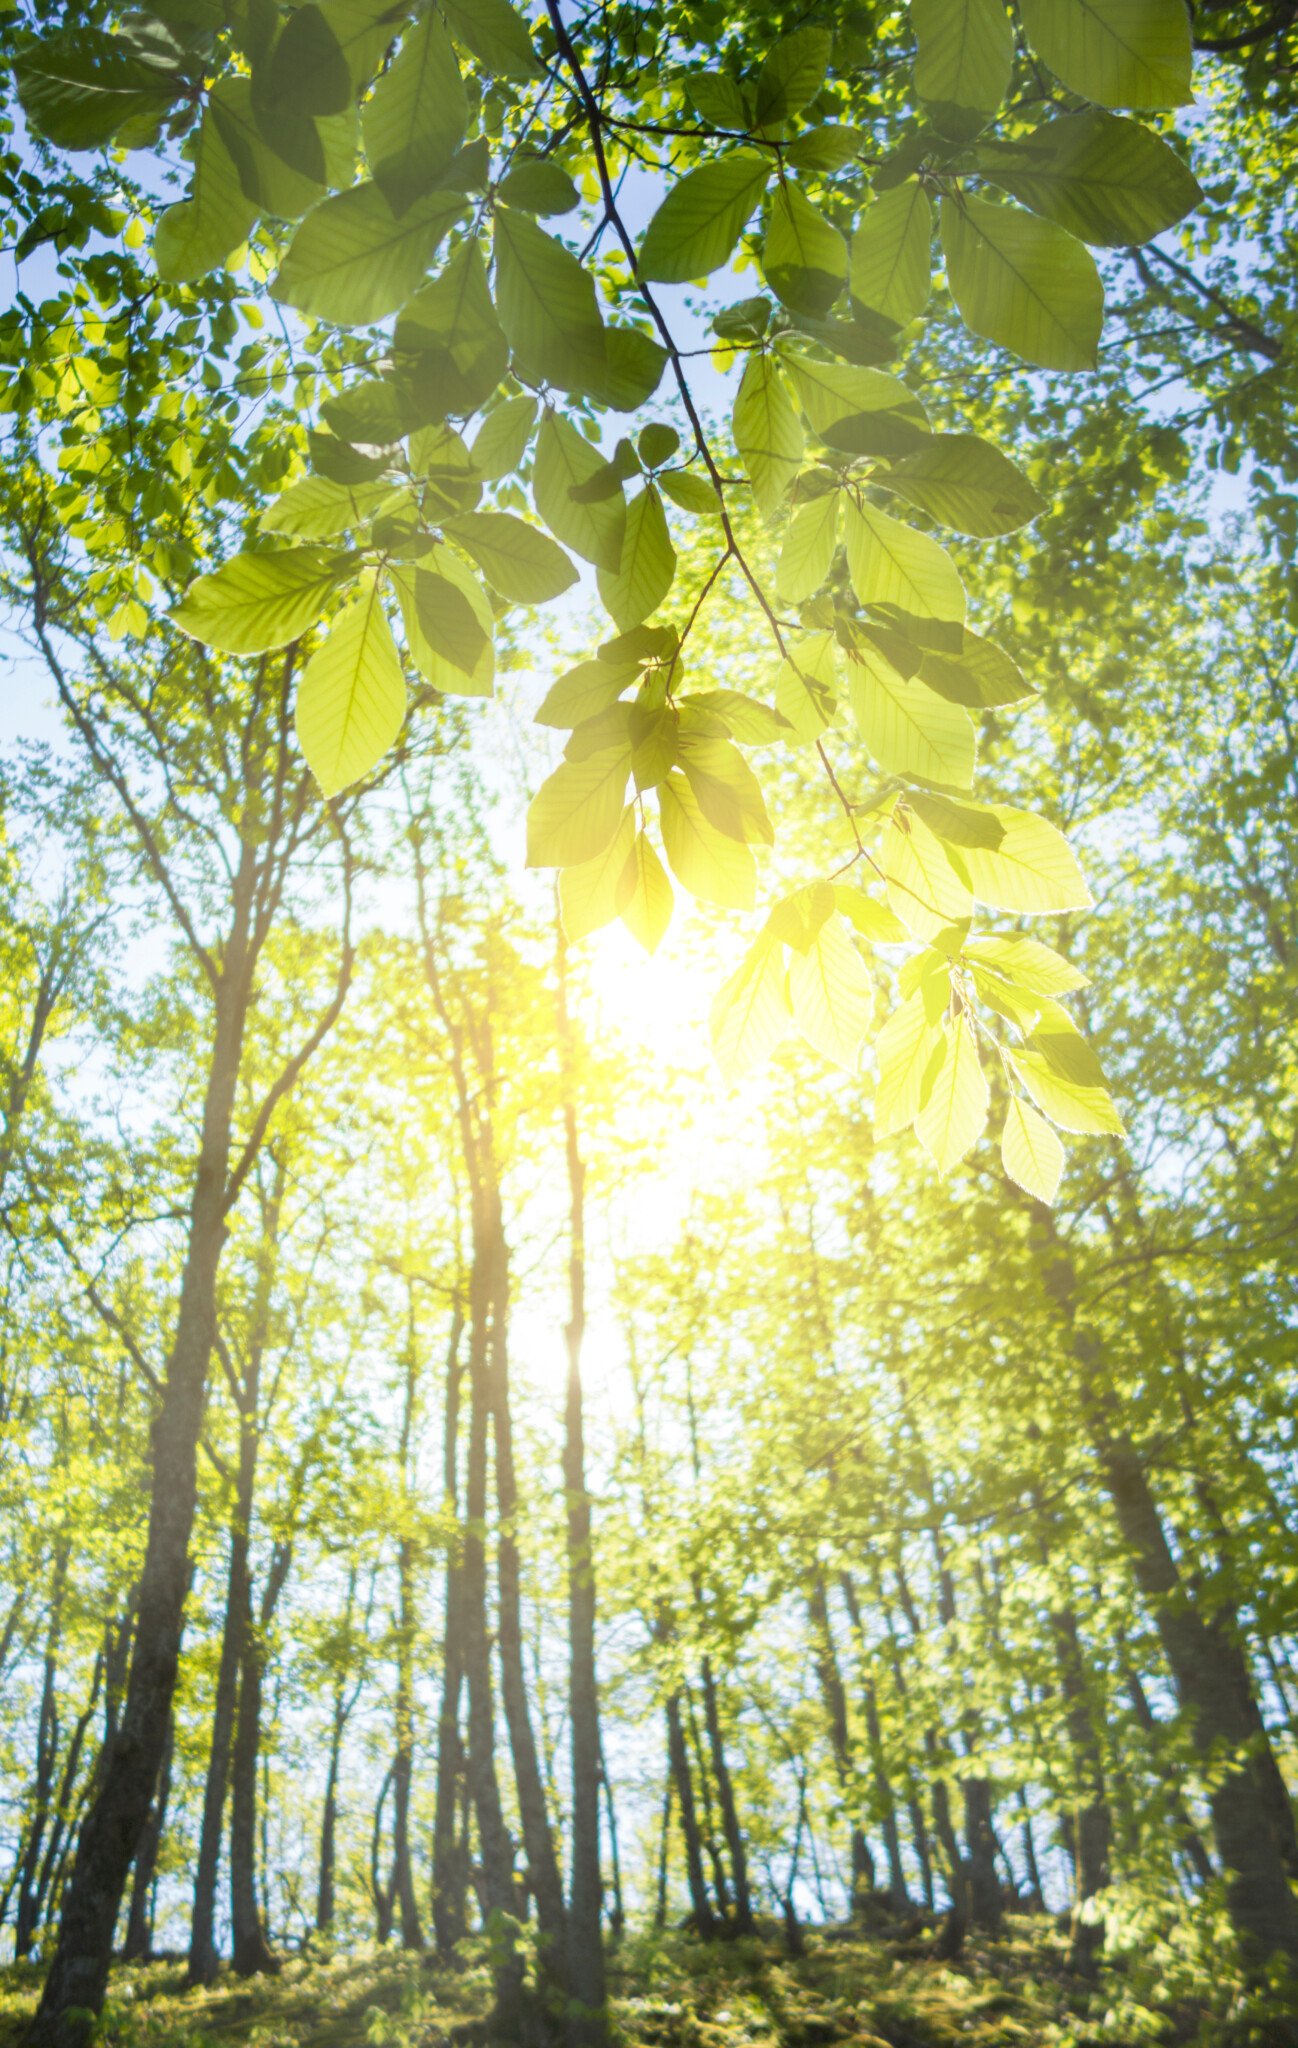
<box><xmin>122</xmin><ymin>1712</ymin><xmax>173</xmax><ymax>1963</ymax></box>
<box><xmin>31</xmin><ymin>850</ymin><xmax>258</xmax><ymax>2048</ymax></box>
<box><xmin>316</xmin><ymin>1706</ymin><xmax>342</xmax><ymax>1935</ymax></box>
<box><xmin>1077</xmin><ymin>1326</ymin><xmax>1298</xmax><ymax>1967</ymax></box>
<box><xmin>486</xmin><ymin>1205</ymin><xmax>567</xmax><ymax>1992</ymax></box>
<box><xmin>391</xmin><ymin>1531</ymin><xmax>423</xmax><ymax>1952</ymax></box>
<box><xmin>557</xmin><ymin>953</ymin><xmax>606</xmax><ymax>2048</ymax></box>
<box><xmin>840</xmin><ymin>1574</ymin><xmax>909</xmax><ymax>1914</ymax></box>
<box><xmin>807</xmin><ymin>1577</ymin><xmax>872</xmax><ymax>1910</ymax></box>
<box><xmin>699</xmin><ymin>1657</ymin><xmax>753</xmax><ymax>1934</ymax></box>
<box><xmin>188</xmin><ymin>1446</ymin><xmax>254</xmax><ymax>1985</ymax></box>
<box><xmin>432</xmin><ymin>1308</ymin><xmax>468</xmax><ymax>1960</ymax></box>
<box><xmin>1050</xmin><ymin>1604</ymin><xmax>1111</xmax><ymax>1974</ymax></box>
<box><xmin>16</xmin><ymin>1542</ymin><xmax>71</xmax><ymax>1960</ymax></box>
<box><xmin>961</xmin><ymin>1778</ymin><xmax>1003</xmax><ymax>1936</ymax></box>
<box><xmin>665</xmin><ymin>1692</ymin><xmax>714</xmax><ymax>1937</ymax></box>
<box><xmin>229</xmin><ymin>1540</ymin><xmax>291</xmax><ymax>1976</ymax></box>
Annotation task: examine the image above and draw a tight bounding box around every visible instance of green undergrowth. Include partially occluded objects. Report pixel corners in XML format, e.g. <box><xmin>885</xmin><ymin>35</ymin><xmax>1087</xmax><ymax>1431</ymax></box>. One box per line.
<box><xmin>0</xmin><ymin>1917</ymin><xmax>1288</xmax><ymax>2048</ymax></box>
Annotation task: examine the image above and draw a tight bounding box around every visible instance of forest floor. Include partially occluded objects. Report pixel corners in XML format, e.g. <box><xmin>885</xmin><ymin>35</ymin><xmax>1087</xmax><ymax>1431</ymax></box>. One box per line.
<box><xmin>0</xmin><ymin>1915</ymin><xmax>1247</xmax><ymax>2048</ymax></box>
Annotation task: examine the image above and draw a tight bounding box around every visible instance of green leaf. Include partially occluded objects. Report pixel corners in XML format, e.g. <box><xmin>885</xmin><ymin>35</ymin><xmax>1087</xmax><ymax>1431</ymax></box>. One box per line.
<box><xmin>958</xmin><ymin>804</ymin><xmax>1092</xmax><ymax>911</ymax></box>
<box><xmin>884</xmin><ymin>807</ymin><xmax>973</xmax><ymax>940</ymax></box>
<box><xmin>781</xmin><ymin>352</ymin><xmax>930</xmax><ymax>455</ymax></box>
<box><xmin>908</xmin><ymin>791</ymin><xmax>1004</xmax><ymax>848</ymax></box>
<box><xmin>559</xmin><ymin>804</ymin><xmax>638</xmax><ymax>940</ymax></box>
<box><xmin>493</xmin><ymin>207</ymin><xmax>609</xmax><ymax>395</ymax></box>
<box><xmin>536</xmin><ymin>660</ymin><xmax>640</xmax><ymax>730</ymax></box>
<box><xmin>470</xmin><ymin>395</ymin><xmax>538</xmax><ymax>482</ymax></box>
<box><xmin>1009</xmin><ymin>1045</ymin><xmax>1125</xmax><ymax>1136</ymax></box>
<box><xmin>533</xmin><ymin>414</ymin><xmax>627</xmax><ymax>572</ymax></box>
<box><xmin>155</xmin><ymin>104</ymin><xmax>259</xmax><ymax>283</ymax></box>
<box><xmin>755</xmin><ymin>26</ymin><xmax>832</xmax><ymax>125</ymax></box>
<box><xmin>661</xmin><ymin>470</ymin><xmax>724</xmax><ymax>517</ymax></box>
<box><xmin>295</xmin><ymin>571</ymin><xmax>407</xmax><ymax>797</ymax></box>
<box><xmin>439</xmin><ymin>0</ymin><xmax>542</xmax><ymax>81</ymax></box>
<box><xmin>387</xmin><ymin>549</ymin><xmax>495</xmax><ymax>696</ymax></box>
<box><xmin>762</xmin><ymin>183</ymin><xmax>848</xmax><ymax>316</ymax></box>
<box><xmin>849</xmin><ymin>180</ymin><xmax>933</xmax><ymax>327</ymax></box>
<box><xmin>209</xmin><ymin>76</ymin><xmax>337</xmax><ymax>223</ymax></box>
<box><xmin>847</xmin><ymin>638</ymin><xmax>975</xmax><ymax>789</ymax></box>
<box><xmin>620</xmin><ymin>830</ymin><xmax>675</xmax><ymax>954</ymax></box>
<box><xmin>17</xmin><ymin>28</ymin><xmax>183</xmax><ymax>151</ymax></box>
<box><xmin>394</xmin><ymin>239</ymin><xmax>509</xmax><ymax>422</ymax></box>
<box><xmin>172</xmin><ymin>546</ymin><xmax>352</xmax><ymax>655</ymax></box>
<box><xmin>597</xmin><ymin>487</ymin><xmax>676</xmax><ymax>631</ymax></box>
<box><xmin>974</xmin><ymin>110</ymin><xmax>1201</xmax><ymax>247</ymax></box>
<box><xmin>965</xmin><ymin>933</ymin><xmax>1087</xmax><ymax>994</ymax></box>
<box><xmin>261</xmin><ymin>4</ymin><xmax>351</xmax><ymax>117</ymax></box>
<box><xmin>785</xmin><ymin>125</ymin><xmax>868</xmax><ymax>172</ymax></box>
<box><xmin>443</xmin><ymin>512</ymin><xmax>576</xmax><ymax>603</ymax></box>
<box><xmin>527</xmin><ymin>748</ymin><xmax>632</xmax><ymax>867</ymax></box>
<box><xmin>915</xmin><ymin>1016</ymin><xmax>988</xmax><ymax>1171</ymax></box>
<box><xmin>845</xmin><ymin>498</ymin><xmax>966</xmax><ymax>635</ymax></box>
<box><xmin>588</xmin><ymin>326</ymin><xmax>670</xmax><ymax>412</ymax></box>
<box><xmin>1002</xmin><ymin>1096</ymin><xmax>1065</xmax><ymax>1202</ymax></box>
<box><xmin>873</xmin><ymin>992</ymin><xmax>944</xmax><ymax>1136</ymax></box>
<box><xmin>497</xmin><ymin>156</ymin><xmax>581</xmax><ymax>215</ymax></box>
<box><xmin>684</xmin><ymin>73</ymin><xmax>750</xmax><ymax>129</ymax></box>
<box><xmin>777</xmin><ymin>489</ymin><xmax>841</xmax><ymax>603</ymax></box>
<box><xmin>912</xmin><ymin>0</ymin><xmax>1014</xmax><ymax>139</ymax></box>
<box><xmin>775</xmin><ymin>632</ymin><xmax>839</xmax><ymax>744</ymax></box>
<box><xmin>362</xmin><ymin>9</ymin><xmax>467</xmax><ymax>215</ymax></box>
<box><xmin>273</xmin><ymin>183</ymin><xmax>466</xmax><ymax>325</ymax></box>
<box><xmin>789</xmin><ymin>918</ymin><xmax>874</xmax><ymax>1069</ymax></box>
<box><xmin>640</xmin><ymin>153</ymin><xmax>772</xmax><ymax>283</ymax></box>
<box><xmin>877</xmin><ymin>433</ymin><xmax>1045</xmax><ymax>537</ymax></box>
<box><xmin>1017</xmin><ymin>0</ymin><xmax>1192</xmax><ymax>108</ymax></box>
<box><xmin>638</xmin><ymin>423</ymin><xmax>681</xmax><ymax>469</ymax></box>
<box><xmin>682</xmin><ymin>692</ymin><xmax>792</xmax><ymax>745</ymax></box>
<box><xmin>260</xmin><ymin>476</ymin><xmax>397</xmax><ymax>538</ymax></box>
<box><xmin>677</xmin><ymin>735</ymin><xmax>774</xmax><ymax>846</ymax></box>
<box><xmin>919</xmin><ymin>631</ymin><xmax>1034</xmax><ymax>706</ymax></box>
<box><xmin>733</xmin><ymin>355</ymin><xmax>805</xmax><ymax>519</ymax></box>
<box><xmin>941</xmin><ymin>193</ymin><xmax>1103</xmax><ymax>371</ymax></box>
<box><xmin>711</xmin><ymin>935</ymin><xmax>793</xmax><ymax>1080</ymax></box>
<box><xmin>835</xmin><ymin>887</ymin><xmax>908</xmax><ymax>943</ymax></box>
<box><xmin>659</xmin><ymin>771</ymin><xmax>757</xmax><ymax>909</ymax></box>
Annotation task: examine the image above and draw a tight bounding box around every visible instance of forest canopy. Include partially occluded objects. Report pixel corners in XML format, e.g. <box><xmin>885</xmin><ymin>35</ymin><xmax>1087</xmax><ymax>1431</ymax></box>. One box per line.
<box><xmin>1</xmin><ymin>2</ymin><xmax>1297</xmax><ymax>2047</ymax></box>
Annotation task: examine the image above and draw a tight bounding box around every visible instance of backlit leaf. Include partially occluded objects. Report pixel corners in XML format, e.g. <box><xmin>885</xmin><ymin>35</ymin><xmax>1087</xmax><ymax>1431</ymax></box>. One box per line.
<box><xmin>559</xmin><ymin>804</ymin><xmax>638</xmax><ymax>940</ymax></box>
<box><xmin>640</xmin><ymin>154</ymin><xmax>771</xmax><ymax>283</ymax></box>
<box><xmin>941</xmin><ymin>193</ymin><xmax>1103</xmax><ymax>371</ymax></box>
<box><xmin>172</xmin><ymin>546</ymin><xmax>351</xmax><ymax>655</ymax></box>
<box><xmin>620</xmin><ymin>831</ymin><xmax>675</xmax><ymax>954</ymax></box>
<box><xmin>789</xmin><ymin>918</ymin><xmax>874</xmax><ymax>1069</ymax></box>
<box><xmin>273</xmin><ymin>182</ymin><xmax>466</xmax><ymax>325</ymax></box>
<box><xmin>597</xmin><ymin>487</ymin><xmax>676</xmax><ymax>630</ymax></box>
<box><xmin>975</xmin><ymin>110</ymin><xmax>1201</xmax><ymax>247</ymax></box>
<box><xmin>912</xmin><ymin>0</ymin><xmax>1013</xmax><ymax>138</ymax></box>
<box><xmin>873</xmin><ymin>991</ymin><xmax>945</xmax><ymax>1136</ymax></box>
<box><xmin>844</xmin><ymin>498</ymin><xmax>966</xmax><ymax>633</ymax></box>
<box><xmin>733</xmin><ymin>355</ymin><xmax>805</xmax><ymax>519</ymax></box>
<box><xmin>1002</xmin><ymin>1096</ymin><xmax>1065</xmax><ymax>1202</ymax></box>
<box><xmin>847</xmin><ymin>638</ymin><xmax>975</xmax><ymax>788</ymax></box>
<box><xmin>712</xmin><ymin>935</ymin><xmax>793</xmax><ymax>1079</ymax></box>
<box><xmin>915</xmin><ymin>1015</ymin><xmax>989</xmax><ymax>1171</ymax></box>
<box><xmin>527</xmin><ymin>748</ymin><xmax>632</xmax><ymax>867</ymax></box>
<box><xmin>1018</xmin><ymin>0</ymin><xmax>1192</xmax><ymax>109</ymax></box>
<box><xmin>444</xmin><ymin>512</ymin><xmax>576</xmax><ymax>603</ymax></box>
<box><xmin>958</xmin><ymin>804</ymin><xmax>1092</xmax><ymax>912</ymax></box>
<box><xmin>294</xmin><ymin>571</ymin><xmax>407</xmax><ymax>796</ymax></box>
<box><xmin>850</xmin><ymin>180</ymin><xmax>933</xmax><ymax>327</ymax></box>
<box><xmin>659</xmin><ymin>772</ymin><xmax>757</xmax><ymax>909</ymax></box>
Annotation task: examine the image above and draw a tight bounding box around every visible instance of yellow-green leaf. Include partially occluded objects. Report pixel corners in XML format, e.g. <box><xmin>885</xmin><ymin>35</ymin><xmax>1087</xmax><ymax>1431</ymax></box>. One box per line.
<box><xmin>620</xmin><ymin>830</ymin><xmax>674</xmax><ymax>954</ymax></box>
<box><xmin>788</xmin><ymin>918</ymin><xmax>874</xmax><ymax>1070</ymax></box>
<box><xmin>849</xmin><ymin>180</ymin><xmax>932</xmax><ymax>326</ymax></box>
<box><xmin>873</xmin><ymin>991</ymin><xmax>945</xmax><ymax>1137</ymax></box>
<box><xmin>1018</xmin><ymin>0</ymin><xmax>1192</xmax><ymax>109</ymax></box>
<box><xmin>659</xmin><ymin>771</ymin><xmax>757</xmax><ymax>909</ymax></box>
<box><xmin>733</xmin><ymin>354</ymin><xmax>804</xmax><ymax>519</ymax></box>
<box><xmin>912</xmin><ymin>0</ymin><xmax>1014</xmax><ymax>138</ymax></box>
<box><xmin>777</xmin><ymin>490</ymin><xmax>841</xmax><ymax>603</ymax></box>
<box><xmin>559</xmin><ymin>804</ymin><xmax>638</xmax><ymax>940</ymax></box>
<box><xmin>959</xmin><ymin>804</ymin><xmax>1092</xmax><ymax>912</ymax></box>
<box><xmin>172</xmin><ymin>545</ymin><xmax>350</xmax><ymax>655</ymax></box>
<box><xmin>847</xmin><ymin>637</ymin><xmax>975</xmax><ymax>789</ymax></box>
<box><xmin>941</xmin><ymin>193</ymin><xmax>1103</xmax><ymax>371</ymax></box>
<box><xmin>711</xmin><ymin>934</ymin><xmax>792</xmax><ymax>1079</ymax></box>
<box><xmin>597</xmin><ymin>485</ymin><xmax>676</xmax><ymax>629</ymax></box>
<box><xmin>527</xmin><ymin>747</ymin><xmax>631</xmax><ymax>867</ymax></box>
<box><xmin>915</xmin><ymin>1015</ymin><xmax>989</xmax><ymax>1171</ymax></box>
<box><xmin>884</xmin><ymin>808</ymin><xmax>973</xmax><ymax>941</ymax></box>
<box><xmin>844</xmin><ymin>497</ymin><xmax>966</xmax><ymax>633</ymax></box>
<box><xmin>295</xmin><ymin>571</ymin><xmax>407</xmax><ymax>797</ymax></box>
<box><xmin>1002</xmin><ymin>1095</ymin><xmax>1065</xmax><ymax>1202</ymax></box>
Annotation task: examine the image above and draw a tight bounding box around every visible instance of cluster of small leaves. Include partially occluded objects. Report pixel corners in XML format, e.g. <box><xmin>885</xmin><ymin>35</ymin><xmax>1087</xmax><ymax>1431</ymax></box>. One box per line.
<box><xmin>11</xmin><ymin>0</ymin><xmax>1202</xmax><ymax>1196</ymax></box>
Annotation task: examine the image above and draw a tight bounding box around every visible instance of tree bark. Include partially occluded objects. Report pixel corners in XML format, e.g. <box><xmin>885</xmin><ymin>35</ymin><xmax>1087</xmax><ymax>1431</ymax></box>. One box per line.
<box><xmin>30</xmin><ymin>840</ymin><xmax>259</xmax><ymax>2047</ymax></box>
<box><xmin>556</xmin><ymin>943</ymin><xmax>606</xmax><ymax>2047</ymax></box>
<box><xmin>1050</xmin><ymin>1605</ymin><xmax>1111</xmax><ymax>1974</ymax></box>
<box><xmin>122</xmin><ymin>1712</ymin><xmax>173</xmax><ymax>1963</ymax></box>
<box><xmin>229</xmin><ymin>1537</ymin><xmax>291</xmax><ymax>1976</ymax></box>
<box><xmin>665</xmin><ymin>1691</ymin><xmax>714</xmax><ymax>1937</ymax></box>
<box><xmin>432</xmin><ymin>1307</ymin><xmax>468</xmax><ymax>1959</ymax></box>
<box><xmin>188</xmin><ymin>1452</ymin><xmax>253</xmax><ymax>1984</ymax></box>
<box><xmin>16</xmin><ymin>1541</ymin><xmax>71</xmax><ymax>1960</ymax></box>
<box><xmin>699</xmin><ymin>1657</ymin><xmax>753</xmax><ymax>1934</ymax></box>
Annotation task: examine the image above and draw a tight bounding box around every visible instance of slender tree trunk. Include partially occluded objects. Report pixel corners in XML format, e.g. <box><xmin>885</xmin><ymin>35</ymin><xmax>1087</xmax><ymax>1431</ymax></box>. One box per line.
<box><xmin>370</xmin><ymin>1762</ymin><xmax>397</xmax><ymax>1944</ymax></box>
<box><xmin>16</xmin><ymin>1543</ymin><xmax>71</xmax><ymax>1960</ymax></box>
<box><xmin>1049</xmin><ymin>1605</ymin><xmax>1111</xmax><ymax>1974</ymax></box>
<box><xmin>189</xmin><ymin>1445</ymin><xmax>254</xmax><ymax>1984</ymax></box>
<box><xmin>1018</xmin><ymin>1792</ymin><xmax>1045</xmax><ymax>1909</ymax></box>
<box><xmin>840</xmin><ymin>1574</ymin><xmax>909</xmax><ymax>1914</ymax></box>
<box><xmin>961</xmin><ymin>1778</ymin><xmax>1003</xmax><ymax>1936</ymax></box>
<box><xmin>390</xmin><ymin>1303</ymin><xmax>424</xmax><ymax>1954</ymax></box>
<box><xmin>316</xmin><ymin>1704</ymin><xmax>343</xmax><ymax>1935</ymax></box>
<box><xmin>486</xmin><ymin>1202</ymin><xmax>567</xmax><ymax>1992</ymax></box>
<box><xmin>229</xmin><ymin>1541</ymin><xmax>290</xmax><ymax>1976</ymax></box>
<box><xmin>596</xmin><ymin>1736</ymin><xmax>624</xmax><ymax>1943</ymax></box>
<box><xmin>432</xmin><ymin>1307</ymin><xmax>468</xmax><ymax>1960</ymax></box>
<box><xmin>122</xmin><ymin>1713</ymin><xmax>173</xmax><ymax>1963</ymax></box>
<box><xmin>1078</xmin><ymin>1330</ymin><xmax>1298</xmax><ymax>1966</ymax></box>
<box><xmin>665</xmin><ymin>1692</ymin><xmax>714</xmax><ymax>1937</ymax></box>
<box><xmin>654</xmin><ymin>1767</ymin><xmax>672</xmax><ymax>1931</ymax></box>
<box><xmin>556</xmin><ymin>946</ymin><xmax>606</xmax><ymax>2047</ymax></box>
<box><xmin>34</xmin><ymin>1658</ymin><xmax>105</xmax><ymax>1951</ymax></box>
<box><xmin>699</xmin><ymin>1657</ymin><xmax>753</xmax><ymax>1934</ymax></box>
<box><xmin>31</xmin><ymin>852</ymin><xmax>259</xmax><ymax>2048</ymax></box>
<box><xmin>685</xmin><ymin>1688</ymin><xmax>731</xmax><ymax>1917</ymax></box>
<box><xmin>807</xmin><ymin>1577</ymin><xmax>872</xmax><ymax>1910</ymax></box>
